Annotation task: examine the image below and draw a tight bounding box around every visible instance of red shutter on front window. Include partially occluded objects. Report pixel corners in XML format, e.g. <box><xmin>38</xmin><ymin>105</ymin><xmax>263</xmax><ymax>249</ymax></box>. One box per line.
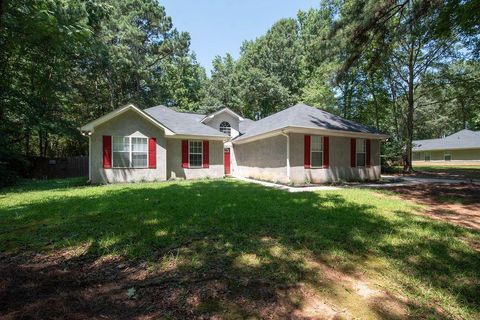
<box><xmin>323</xmin><ymin>136</ymin><xmax>329</xmax><ymax>168</ymax></box>
<box><xmin>366</xmin><ymin>139</ymin><xmax>371</xmax><ymax>167</ymax></box>
<box><xmin>181</xmin><ymin>140</ymin><xmax>189</xmax><ymax>168</ymax></box>
<box><xmin>202</xmin><ymin>140</ymin><xmax>209</xmax><ymax>168</ymax></box>
<box><xmin>304</xmin><ymin>135</ymin><xmax>311</xmax><ymax>168</ymax></box>
<box><xmin>148</xmin><ymin>137</ymin><xmax>156</xmax><ymax>169</ymax></box>
<box><xmin>103</xmin><ymin>135</ymin><xmax>112</xmax><ymax>168</ymax></box>
<box><xmin>350</xmin><ymin>138</ymin><xmax>356</xmax><ymax>167</ymax></box>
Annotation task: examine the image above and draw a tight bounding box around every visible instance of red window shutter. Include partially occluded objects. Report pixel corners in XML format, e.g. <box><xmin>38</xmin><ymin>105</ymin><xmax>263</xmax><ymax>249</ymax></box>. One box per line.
<box><xmin>203</xmin><ymin>140</ymin><xmax>209</xmax><ymax>168</ymax></box>
<box><xmin>181</xmin><ymin>140</ymin><xmax>189</xmax><ymax>168</ymax></box>
<box><xmin>323</xmin><ymin>136</ymin><xmax>329</xmax><ymax>168</ymax></box>
<box><xmin>366</xmin><ymin>139</ymin><xmax>371</xmax><ymax>167</ymax></box>
<box><xmin>350</xmin><ymin>138</ymin><xmax>356</xmax><ymax>167</ymax></box>
<box><xmin>148</xmin><ymin>137</ymin><xmax>156</xmax><ymax>169</ymax></box>
<box><xmin>103</xmin><ymin>135</ymin><xmax>112</xmax><ymax>168</ymax></box>
<box><xmin>304</xmin><ymin>135</ymin><xmax>311</xmax><ymax>168</ymax></box>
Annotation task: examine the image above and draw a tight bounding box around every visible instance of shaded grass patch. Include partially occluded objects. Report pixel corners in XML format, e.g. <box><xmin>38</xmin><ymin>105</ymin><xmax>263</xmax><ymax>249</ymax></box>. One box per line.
<box><xmin>0</xmin><ymin>178</ymin><xmax>479</xmax><ymax>318</ymax></box>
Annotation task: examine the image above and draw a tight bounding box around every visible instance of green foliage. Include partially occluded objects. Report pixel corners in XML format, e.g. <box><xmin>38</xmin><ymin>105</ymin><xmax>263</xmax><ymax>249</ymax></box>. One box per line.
<box><xmin>0</xmin><ymin>0</ymin><xmax>207</xmax><ymax>177</ymax></box>
<box><xmin>1</xmin><ymin>0</ymin><xmax>478</xmax><ymax>176</ymax></box>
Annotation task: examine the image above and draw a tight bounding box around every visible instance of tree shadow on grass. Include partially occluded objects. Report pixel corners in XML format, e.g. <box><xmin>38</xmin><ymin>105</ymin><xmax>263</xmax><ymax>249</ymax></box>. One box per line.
<box><xmin>1</xmin><ymin>180</ymin><xmax>479</xmax><ymax>318</ymax></box>
<box><xmin>1</xmin><ymin>177</ymin><xmax>89</xmax><ymax>194</ymax></box>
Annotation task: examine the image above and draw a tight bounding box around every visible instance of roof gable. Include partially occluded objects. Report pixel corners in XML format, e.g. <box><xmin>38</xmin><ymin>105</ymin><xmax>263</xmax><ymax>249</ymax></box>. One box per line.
<box><xmin>201</xmin><ymin>107</ymin><xmax>244</xmax><ymax>123</ymax></box>
<box><xmin>80</xmin><ymin>104</ymin><xmax>174</xmax><ymax>135</ymax></box>
<box><xmin>144</xmin><ymin>105</ymin><xmax>228</xmax><ymax>138</ymax></box>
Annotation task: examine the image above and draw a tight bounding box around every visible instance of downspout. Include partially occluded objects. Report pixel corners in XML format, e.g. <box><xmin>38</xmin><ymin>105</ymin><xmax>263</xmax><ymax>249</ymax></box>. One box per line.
<box><xmin>281</xmin><ymin>131</ymin><xmax>290</xmax><ymax>182</ymax></box>
<box><xmin>88</xmin><ymin>134</ymin><xmax>92</xmax><ymax>182</ymax></box>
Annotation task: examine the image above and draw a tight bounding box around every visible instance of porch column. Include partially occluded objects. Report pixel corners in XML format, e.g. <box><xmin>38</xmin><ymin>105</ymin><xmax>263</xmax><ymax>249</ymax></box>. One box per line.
<box><xmin>282</xmin><ymin>131</ymin><xmax>290</xmax><ymax>182</ymax></box>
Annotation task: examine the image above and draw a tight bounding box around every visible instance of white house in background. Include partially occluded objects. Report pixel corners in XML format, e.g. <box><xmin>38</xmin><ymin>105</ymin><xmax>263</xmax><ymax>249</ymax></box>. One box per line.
<box><xmin>80</xmin><ymin>103</ymin><xmax>388</xmax><ymax>184</ymax></box>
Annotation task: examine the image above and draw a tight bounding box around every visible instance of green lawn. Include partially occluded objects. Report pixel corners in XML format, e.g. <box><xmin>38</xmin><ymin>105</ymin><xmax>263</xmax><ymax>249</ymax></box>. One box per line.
<box><xmin>392</xmin><ymin>164</ymin><xmax>480</xmax><ymax>180</ymax></box>
<box><xmin>1</xmin><ymin>178</ymin><xmax>479</xmax><ymax>318</ymax></box>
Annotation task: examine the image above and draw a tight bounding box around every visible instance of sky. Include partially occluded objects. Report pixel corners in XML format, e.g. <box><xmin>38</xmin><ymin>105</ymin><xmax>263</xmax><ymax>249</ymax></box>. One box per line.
<box><xmin>161</xmin><ymin>0</ymin><xmax>319</xmax><ymax>74</ymax></box>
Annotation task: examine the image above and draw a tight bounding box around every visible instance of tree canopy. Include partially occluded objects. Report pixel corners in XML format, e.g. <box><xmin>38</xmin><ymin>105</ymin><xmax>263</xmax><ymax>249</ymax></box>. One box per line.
<box><xmin>1</xmin><ymin>0</ymin><xmax>479</xmax><ymax>184</ymax></box>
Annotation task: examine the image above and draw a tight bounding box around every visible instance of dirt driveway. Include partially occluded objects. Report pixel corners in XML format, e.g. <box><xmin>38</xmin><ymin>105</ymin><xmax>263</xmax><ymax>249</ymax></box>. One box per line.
<box><xmin>384</xmin><ymin>183</ymin><xmax>480</xmax><ymax>231</ymax></box>
<box><xmin>394</xmin><ymin>166</ymin><xmax>480</xmax><ymax>181</ymax></box>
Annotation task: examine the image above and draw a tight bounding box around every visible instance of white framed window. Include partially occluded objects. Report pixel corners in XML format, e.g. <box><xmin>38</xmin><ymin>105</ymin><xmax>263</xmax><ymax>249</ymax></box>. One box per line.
<box><xmin>189</xmin><ymin>140</ymin><xmax>203</xmax><ymax>168</ymax></box>
<box><xmin>425</xmin><ymin>153</ymin><xmax>431</xmax><ymax>161</ymax></box>
<box><xmin>112</xmin><ymin>136</ymin><xmax>148</xmax><ymax>168</ymax></box>
<box><xmin>356</xmin><ymin>139</ymin><xmax>366</xmax><ymax>167</ymax></box>
<box><xmin>219</xmin><ymin>121</ymin><xmax>231</xmax><ymax>136</ymax></box>
<box><xmin>310</xmin><ymin>135</ymin><xmax>323</xmax><ymax>168</ymax></box>
<box><xmin>444</xmin><ymin>154</ymin><xmax>452</xmax><ymax>161</ymax></box>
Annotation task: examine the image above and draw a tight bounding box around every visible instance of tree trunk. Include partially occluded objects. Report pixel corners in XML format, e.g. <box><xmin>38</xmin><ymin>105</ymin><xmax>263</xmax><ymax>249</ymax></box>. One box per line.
<box><xmin>25</xmin><ymin>130</ymin><xmax>30</xmax><ymax>156</ymax></box>
<box><xmin>459</xmin><ymin>99</ymin><xmax>466</xmax><ymax>129</ymax></box>
<box><xmin>38</xmin><ymin>129</ymin><xmax>44</xmax><ymax>158</ymax></box>
<box><xmin>404</xmin><ymin>34</ymin><xmax>415</xmax><ymax>173</ymax></box>
<box><xmin>369</xmin><ymin>77</ymin><xmax>380</xmax><ymax>129</ymax></box>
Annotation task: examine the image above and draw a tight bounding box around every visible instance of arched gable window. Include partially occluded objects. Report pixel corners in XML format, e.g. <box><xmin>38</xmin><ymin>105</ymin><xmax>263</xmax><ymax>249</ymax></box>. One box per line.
<box><xmin>219</xmin><ymin>121</ymin><xmax>231</xmax><ymax>136</ymax></box>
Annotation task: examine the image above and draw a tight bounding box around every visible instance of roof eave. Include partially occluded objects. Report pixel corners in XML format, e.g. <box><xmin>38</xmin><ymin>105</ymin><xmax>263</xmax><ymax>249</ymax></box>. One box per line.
<box><xmin>201</xmin><ymin>107</ymin><xmax>244</xmax><ymax>123</ymax></box>
<box><xmin>413</xmin><ymin>146</ymin><xmax>480</xmax><ymax>152</ymax></box>
<box><xmin>234</xmin><ymin>126</ymin><xmax>388</xmax><ymax>144</ymax></box>
<box><xmin>80</xmin><ymin>104</ymin><xmax>175</xmax><ymax>135</ymax></box>
<box><xmin>168</xmin><ymin>134</ymin><xmax>229</xmax><ymax>141</ymax></box>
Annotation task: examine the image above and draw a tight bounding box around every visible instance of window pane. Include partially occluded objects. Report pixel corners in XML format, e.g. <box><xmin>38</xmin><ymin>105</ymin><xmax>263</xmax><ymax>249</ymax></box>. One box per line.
<box><xmin>356</xmin><ymin>153</ymin><xmax>365</xmax><ymax>167</ymax></box>
<box><xmin>356</xmin><ymin>139</ymin><xmax>365</xmax><ymax>152</ymax></box>
<box><xmin>132</xmin><ymin>152</ymin><xmax>147</xmax><ymax>167</ymax></box>
<box><xmin>113</xmin><ymin>152</ymin><xmax>130</xmax><ymax>167</ymax></box>
<box><xmin>189</xmin><ymin>141</ymin><xmax>202</xmax><ymax>153</ymax></box>
<box><xmin>113</xmin><ymin>136</ymin><xmax>129</xmax><ymax>152</ymax></box>
<box><xmin>189</xmin><ymin>153</ymin><xmax>202</xmax><ymax>167</ymax></box>
<box><xmin>311</xmin><ymin>151</ymin><xmax>323</xmax><ymax>167</ymax></box>
<box><xmin>220</xmin><ymin>121</ymin><xmax>231</xmax><ymax>135</ymax></box>
<box><xmin>132</xmin><ymin>137</ymin><xmax>147</xmax><ymax>152</ymax></box>
<box><xmin>311</xmin><ymin>136</ymin><xmax>323</xmax><ymax>151</ymax></box>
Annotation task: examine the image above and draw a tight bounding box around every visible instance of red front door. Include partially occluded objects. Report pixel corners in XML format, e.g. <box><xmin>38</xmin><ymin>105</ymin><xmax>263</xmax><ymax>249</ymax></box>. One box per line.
<box><xmin>224</xmin><ymin>148</ymin><xmax>231</xmax><ymax>175</ymax></box>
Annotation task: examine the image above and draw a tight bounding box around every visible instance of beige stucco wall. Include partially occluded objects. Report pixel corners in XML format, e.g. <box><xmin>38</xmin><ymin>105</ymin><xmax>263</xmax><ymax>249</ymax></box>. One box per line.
<box><xmin>90</xmin><ymin>109</ymin><xmax>167</xmax><ymax>184</ymax></box>
<box><xmin>413</xmin><ymin>149</ymin><xmax>480</xmax><ymax>162</ymax></box>
<box><xmin>233</xmin><ymin>135</ymin><xmax>289</xmax><ymax>183</ymax></box>
<box><xmin>289</xmin><ymin>134</ymin><xmax>381</xmax><ymax>183</ymax></box>
<box><xmin>232</xmin><ymin>133</ymin><xmax>381</xmax><ymax>184</ymax></box>
<box><xmin>166</xmin><ymin>139</ymin><xmax>224</xmax><ymax>179</ymax></box>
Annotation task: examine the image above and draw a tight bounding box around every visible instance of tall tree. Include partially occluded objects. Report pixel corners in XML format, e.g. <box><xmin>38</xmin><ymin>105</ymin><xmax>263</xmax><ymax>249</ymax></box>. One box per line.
<box><xmin>384</xmin><ymin>1</ymin><xmax>454</xmax><ymax>172</ymax></box>
<box><xmin>202</xmin><ymin>54</ymin><xmax>242</xmax><ymax>112</ymax></box>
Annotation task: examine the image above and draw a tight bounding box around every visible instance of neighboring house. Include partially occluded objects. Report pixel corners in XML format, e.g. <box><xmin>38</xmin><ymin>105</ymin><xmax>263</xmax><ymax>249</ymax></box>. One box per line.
<box><xmin>80</xmin><ymin>103</ymin><xmax>387</xmax><ymax>184</ymax></box>
<box><xmin>412</xmin><ymin>129</ymin><xmax>480</xmax><ymax>163</ymax></box>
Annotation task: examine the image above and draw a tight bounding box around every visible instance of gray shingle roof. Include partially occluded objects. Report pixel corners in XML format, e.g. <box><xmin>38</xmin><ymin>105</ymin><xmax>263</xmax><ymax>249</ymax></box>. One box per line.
<box><xmin>144</xmin><ymin>105</ymin><xmax>228</xmax><ymax>137</ymax></box>
<box><xmin>239</xmin><ymin>119</ymin><xmax>255</xmax><ymax>134</ymax></box>
<box><xmin>413</xmin><ymin>129</ymin><xmax>480</xmax><ymax>151</ymax></box>
<box><xmin>235</xmin><ymin>103</ymin><xmax>382</xmax><ymax>141</ymax></box>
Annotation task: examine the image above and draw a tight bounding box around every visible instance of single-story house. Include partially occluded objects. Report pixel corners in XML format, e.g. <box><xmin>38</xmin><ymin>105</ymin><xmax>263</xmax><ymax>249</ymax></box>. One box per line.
<box><xmin>412</xmin><ymin>129</ymin><xmax>480</xmax><ymax>163</ymax></box>
<box><xmin>80</xmin><ymin>103</ymin><xmax>387</xmax><ymax>184</ymax></box>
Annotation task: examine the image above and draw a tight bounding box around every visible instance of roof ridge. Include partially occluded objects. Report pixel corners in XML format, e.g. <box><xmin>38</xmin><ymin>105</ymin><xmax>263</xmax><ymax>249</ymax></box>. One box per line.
<box><xmin>145</xmin><ymin>105</ymin><xmax>205</xmax><ymax>116</ymax></box>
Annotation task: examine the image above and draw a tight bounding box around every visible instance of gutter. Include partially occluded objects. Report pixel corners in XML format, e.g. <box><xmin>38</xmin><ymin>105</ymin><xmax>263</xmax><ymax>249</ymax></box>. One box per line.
<box><xmin>280</xmin><ymin>131</ymin><xmax>290</xmax><ymax>182</ymax></box>
<box><xmin>234</xmin><ymin>126</ymin><xmax>389</xmax><ymax>145</ymax></box>
<box><xmin>413</xmin><ymin>147</ymin><xmax>480</xmax><ymax>152</ymax></box>
<box><xmin>88</xmin><ymin>135</ymin><xmax>92</xmax><ymax>182</ymax></box>
<box><xmin>168</xmin><ymin>134</ymin><xmax>229</xmax><ymax>142</ymax></box>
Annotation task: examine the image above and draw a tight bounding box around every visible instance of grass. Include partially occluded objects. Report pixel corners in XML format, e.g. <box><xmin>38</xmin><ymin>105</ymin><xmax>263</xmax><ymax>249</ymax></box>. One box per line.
<box><xmin>1</xmin><ymin>178</ymin><xmax>479</xmax><ymax>318</ymax></box>
<box><xmin>413</xmin><ymin>165</ymin><xmax>480</xmax><ymax>170</ymax></box>
<box><xmin>392</xmin><ymin>164</ymin><xmax>480</xmax><ymax>180</ymax></box>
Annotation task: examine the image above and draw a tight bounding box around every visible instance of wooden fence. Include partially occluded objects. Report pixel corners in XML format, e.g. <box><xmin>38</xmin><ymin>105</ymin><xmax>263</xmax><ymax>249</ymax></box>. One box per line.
<box><xmin>29</xmin><ymin>156</ymin><xmax>88</xmax><ymax>179</ymax></box>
